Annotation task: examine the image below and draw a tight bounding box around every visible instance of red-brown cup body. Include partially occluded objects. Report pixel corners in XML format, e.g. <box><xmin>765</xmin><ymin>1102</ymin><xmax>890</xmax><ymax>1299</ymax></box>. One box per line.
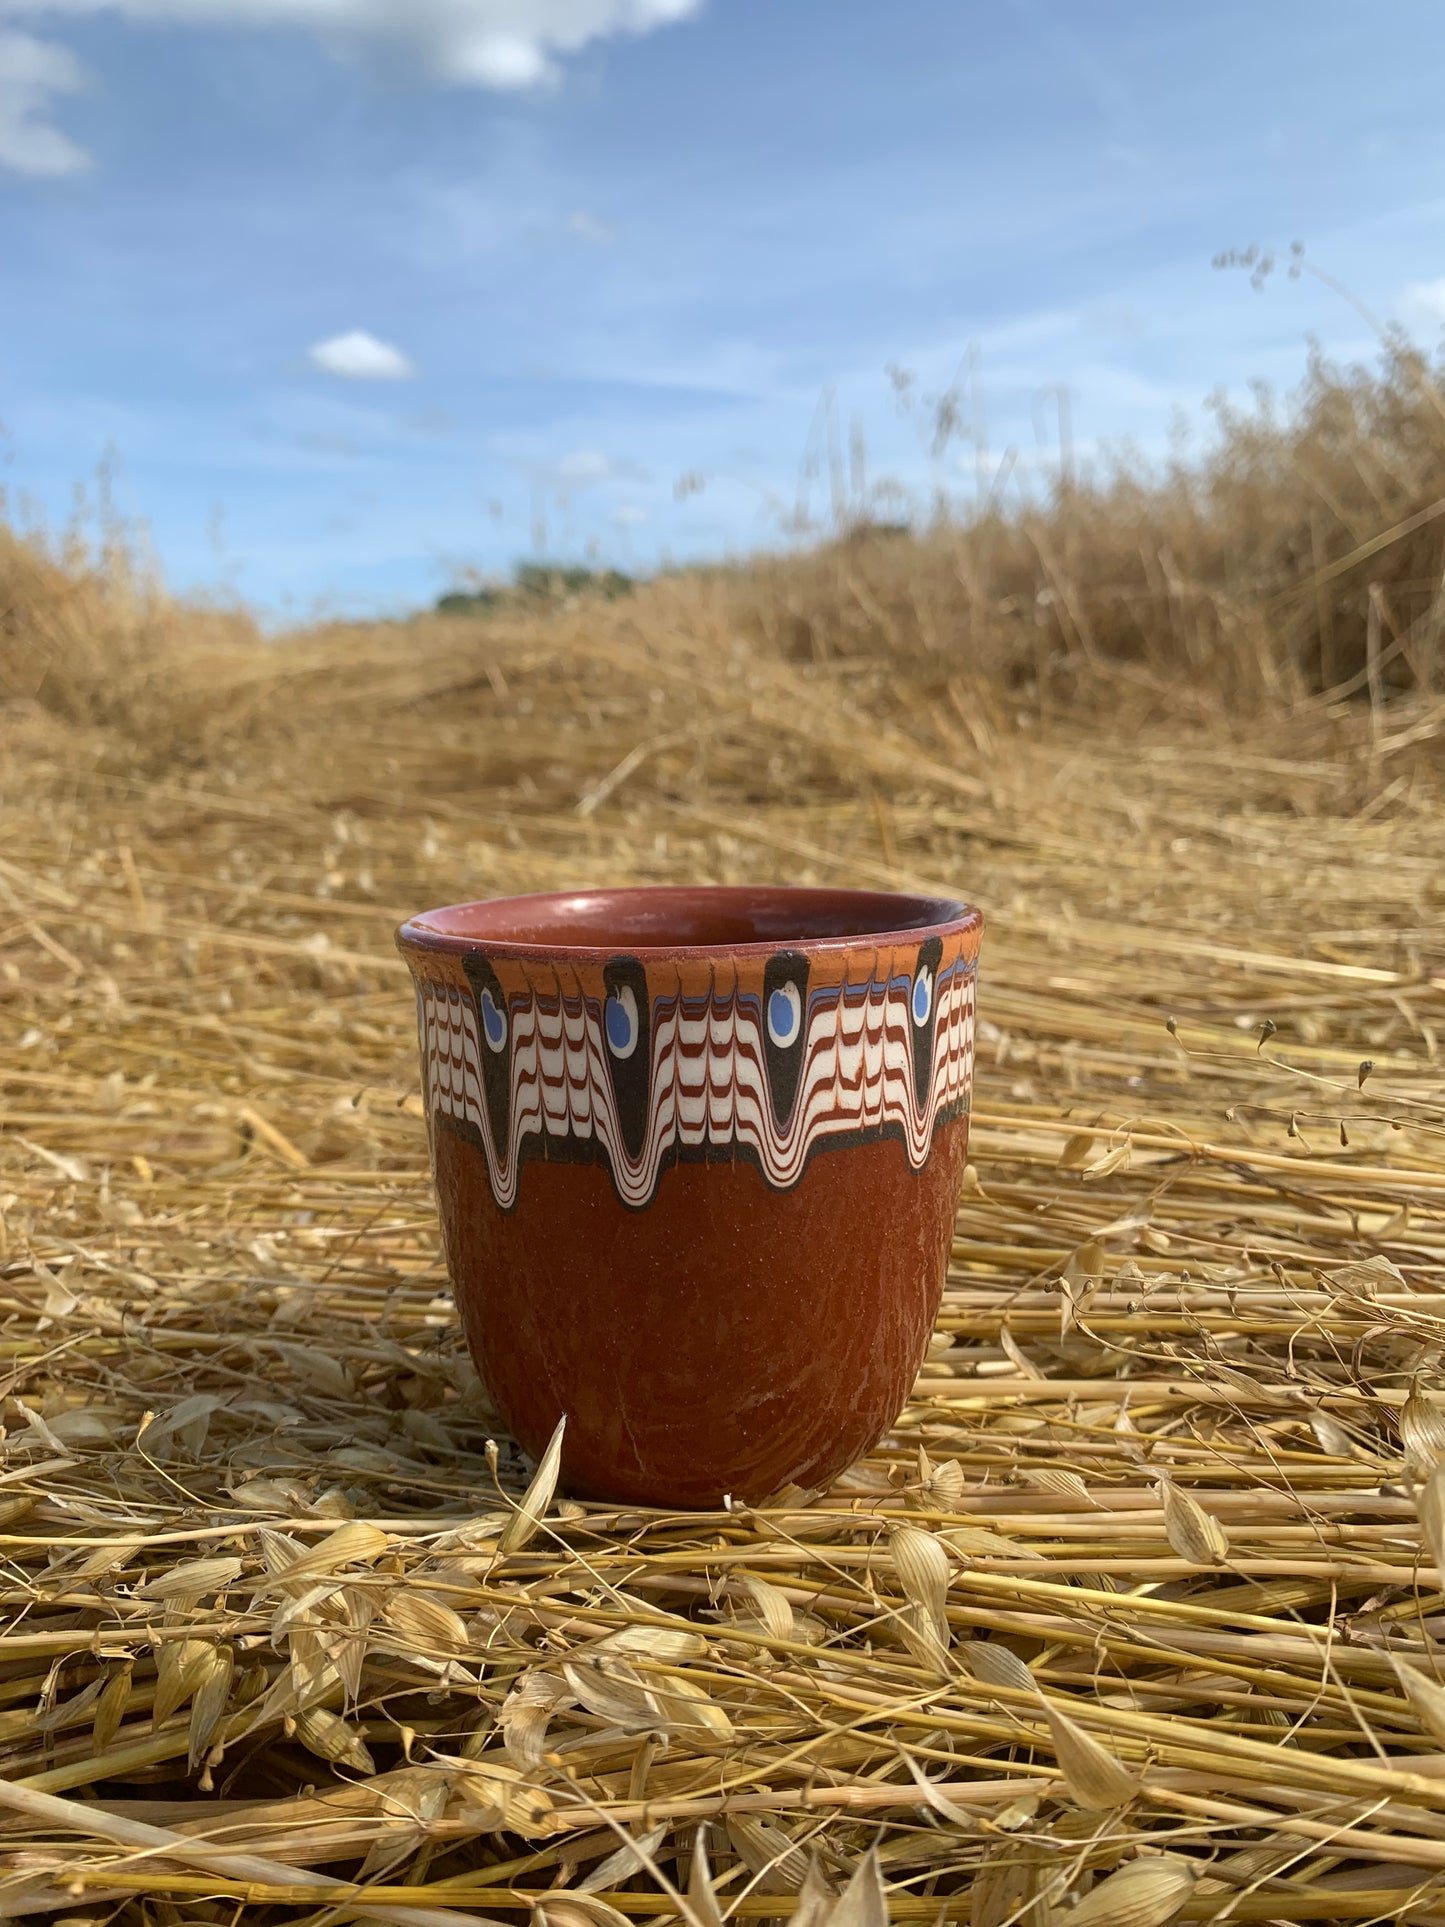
<box><xmin>397</xmin><ymin>887</ymin><xmax>981</xmax><ymax>1509</ymax></box>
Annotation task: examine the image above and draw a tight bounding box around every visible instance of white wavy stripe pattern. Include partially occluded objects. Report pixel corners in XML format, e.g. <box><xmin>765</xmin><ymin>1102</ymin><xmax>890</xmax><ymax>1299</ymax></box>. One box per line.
<box><xmin>419</xmin><ymin>957</ymin><xmax>976</xmax><ymax>1209</ymax></box>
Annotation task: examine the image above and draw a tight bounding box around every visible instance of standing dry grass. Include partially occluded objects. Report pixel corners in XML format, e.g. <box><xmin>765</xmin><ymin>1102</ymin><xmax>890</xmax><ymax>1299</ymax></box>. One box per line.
<box><xmin>1</xmin><ymin>448</ymin><xmax>1445</xmax><ymax>1922</ymax></box>
<box><xmin>730</xmin><ymin>339</ymin><xmax>1445</xmax><ymax>720</ymax></box>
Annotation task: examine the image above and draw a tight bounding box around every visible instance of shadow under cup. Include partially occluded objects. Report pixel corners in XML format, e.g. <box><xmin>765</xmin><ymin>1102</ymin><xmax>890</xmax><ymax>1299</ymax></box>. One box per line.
<box><xmin>397</xmin><ymin>886</ymin><xmax>982</xmax><ymax>1509</ymax></box>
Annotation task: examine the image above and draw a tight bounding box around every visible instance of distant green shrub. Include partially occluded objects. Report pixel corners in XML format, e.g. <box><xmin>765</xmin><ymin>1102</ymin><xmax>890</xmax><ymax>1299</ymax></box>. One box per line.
<box><xmin>436</xmin><ymin>563</ymin><xmax>634</xmax><ymax>616</ymax></box>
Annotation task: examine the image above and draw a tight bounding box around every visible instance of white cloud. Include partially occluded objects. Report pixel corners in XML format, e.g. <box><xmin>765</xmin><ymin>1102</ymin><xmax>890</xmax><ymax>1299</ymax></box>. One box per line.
<box><xmin>565</xmin><ymin>208</ymin><xmax>616</xmax><ymax>245</ymax></box>
<box><xmin>0</xmin><ymin>30</ymin><xmax>89</xmax><ymax>175</ymax></box>
<box><xmin>611</xmin><ymin>503</ymin><xmax>647</xmax><ymax>526</ymax></box>
<box><xmin>0</xmin><ymin>1</ymin><xmax>703</xmax><ymax>89</ymax></box>
<box><xmin>308</xmin><ymin>329</ymin><xmax>416</xmax><ymax>380</ymax></box>
<box><xmin>556</xmin><ymin>447</ymin><xmax>610</xmax><ymax>483</ymax></box>
<box><xmin>1403</xmin><ymin>278</ymin><xmax>1445</xmax><ymax>330</ymax></box>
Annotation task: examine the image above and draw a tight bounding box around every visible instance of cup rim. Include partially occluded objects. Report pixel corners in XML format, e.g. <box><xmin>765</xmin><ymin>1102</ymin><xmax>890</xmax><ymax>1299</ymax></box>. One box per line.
<box><xmin>396</xmin><ymin>884</ymin><xmax>981</xmax><ymax>964</ymax></box>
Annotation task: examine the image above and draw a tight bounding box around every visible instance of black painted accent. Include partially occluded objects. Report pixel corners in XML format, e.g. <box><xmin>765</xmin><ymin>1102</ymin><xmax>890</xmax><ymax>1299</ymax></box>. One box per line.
<box><xmin>603</xmin><ymin>955</ymin><xmax>652</xmax><ymax>1163</ymax></box>
<box><xmin>761</xmin><ymin>949</ymin><xmax>810</xmax><ymax>1131</ymax></box>
<box><xmin>433</xmin><ymin>1088</ymin><xmax>972</xmax><ymax>1216</ymax></box>
<box><xmin>540</xmin><ymin>1128</ymin><xmax>596</xmax><ymax>1166</ymax></box>
<box><xmin>462</xmin><ymin>952</ymin><xmax>512</xmax><ymax>1161</ymax></box>
<box><xmin>910</xmin><ymin>935</ymin><xmax>944</xmax><ymax>1114</ymax></box>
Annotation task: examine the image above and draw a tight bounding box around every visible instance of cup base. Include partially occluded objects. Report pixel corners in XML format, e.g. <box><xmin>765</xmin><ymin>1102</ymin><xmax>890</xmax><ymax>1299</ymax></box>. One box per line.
<box><xmin>432</xmin><ymin>1115</ymin><xmax>970</xmax><ymax>1510</ymax></box>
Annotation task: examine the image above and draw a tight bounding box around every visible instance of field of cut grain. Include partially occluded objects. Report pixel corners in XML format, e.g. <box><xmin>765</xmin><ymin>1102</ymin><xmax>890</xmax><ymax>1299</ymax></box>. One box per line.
<box><xmin>2</xmin><ymin>501</ymin><xmax>1445</xmax><ymax>1923</ymax></box>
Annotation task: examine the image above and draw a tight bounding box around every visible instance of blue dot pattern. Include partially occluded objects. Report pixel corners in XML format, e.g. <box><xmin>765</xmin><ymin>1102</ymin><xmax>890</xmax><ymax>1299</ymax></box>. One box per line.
<box><xmin>606</xmin><ymin>995</ymin><xmax>634</xmax><ymax>1053</ymax></box>
<box><xmin>912</xmin><ymin>971</ymin><xmax>931</xmax><ymax>1025</ymax></box>
<box><xmin>768</xmin><ymin>987</ymin><xmax>798</xmax><ymax>1041</ymax></box>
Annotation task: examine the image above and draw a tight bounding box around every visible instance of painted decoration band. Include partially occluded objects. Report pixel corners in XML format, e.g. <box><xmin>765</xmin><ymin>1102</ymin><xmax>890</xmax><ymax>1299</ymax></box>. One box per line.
<box><xmin>411</xmin><ymin>928</ymin><xmax>979</xmax><ymax>1210</ymax></box>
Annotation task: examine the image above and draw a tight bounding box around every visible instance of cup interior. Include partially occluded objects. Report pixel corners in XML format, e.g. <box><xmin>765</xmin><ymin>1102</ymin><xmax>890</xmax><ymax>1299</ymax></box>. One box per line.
<box><xmin>399</xmin><ymin>885</ymin><xmax>974</xmax><ymax>955</ymax></box>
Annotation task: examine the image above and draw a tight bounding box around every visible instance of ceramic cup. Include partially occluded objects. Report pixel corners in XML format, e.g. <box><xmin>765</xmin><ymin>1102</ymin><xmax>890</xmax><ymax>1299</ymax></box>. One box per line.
<box><xmin>397</xmin><ymin>886</ymin><xmax>982</xmax><ymax>1508</ymax></box>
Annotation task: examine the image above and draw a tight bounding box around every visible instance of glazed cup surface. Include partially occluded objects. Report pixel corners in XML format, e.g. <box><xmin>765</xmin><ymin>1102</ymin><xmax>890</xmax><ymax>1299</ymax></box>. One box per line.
<box><xmin>398</xmin><ymin>886</ymin><xmax>982</xmax><ymax>1508</ymax></box>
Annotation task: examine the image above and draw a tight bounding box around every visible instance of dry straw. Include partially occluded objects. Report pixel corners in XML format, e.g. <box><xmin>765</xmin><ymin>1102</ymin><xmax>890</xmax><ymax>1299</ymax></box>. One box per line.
<box><xmin>2</xmin><ymin>453</ymin><xmax>1445</xmax><ymax>1922</ymax></box>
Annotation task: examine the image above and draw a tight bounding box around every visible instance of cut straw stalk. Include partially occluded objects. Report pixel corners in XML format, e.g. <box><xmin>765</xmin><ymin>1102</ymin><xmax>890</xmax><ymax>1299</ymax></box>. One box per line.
<box><xmin>0</xmin><ymin>1775</ymin><xmax>497</xmax><ymax>1926</ymax></box>
<box><xmin>2</xmin><ymin>1874</ymin><xmax>1436</xmax><ymax>1922</ymax></box>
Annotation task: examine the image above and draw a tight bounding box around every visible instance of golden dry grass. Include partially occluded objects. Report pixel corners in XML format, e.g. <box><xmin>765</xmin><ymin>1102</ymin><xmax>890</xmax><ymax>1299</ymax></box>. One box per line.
<box><xmin>2</xmin><ymin>494</ymin><xmax>1445</xmax><ymax>1923</ymax></box>
<box><xmin>730</xmin><ymin>338</ymin><xmax>1445</xmax><ymax>718</ymax></box>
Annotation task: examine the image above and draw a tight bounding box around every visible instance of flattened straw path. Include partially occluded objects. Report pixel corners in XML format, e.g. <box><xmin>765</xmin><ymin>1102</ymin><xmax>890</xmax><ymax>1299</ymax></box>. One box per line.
<box><xmin>1</xmin><ymin>615</ymin><xmax>1445</xmax><ymax>1923</ymax></box>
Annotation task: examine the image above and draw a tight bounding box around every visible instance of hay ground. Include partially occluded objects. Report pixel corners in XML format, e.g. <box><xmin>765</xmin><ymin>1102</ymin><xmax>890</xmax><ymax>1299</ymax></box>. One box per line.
<box><xmin>2</xmin><ymin>573</ymin><xmax>1445</xmax><ymax>1926</ymax></box>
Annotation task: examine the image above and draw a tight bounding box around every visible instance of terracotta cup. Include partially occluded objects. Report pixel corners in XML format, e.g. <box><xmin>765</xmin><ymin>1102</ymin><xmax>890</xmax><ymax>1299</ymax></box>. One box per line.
<box><xmin>397</xmin><ymin>886</ymin><xmax>981</xmax><ymax>1508</ymax></box>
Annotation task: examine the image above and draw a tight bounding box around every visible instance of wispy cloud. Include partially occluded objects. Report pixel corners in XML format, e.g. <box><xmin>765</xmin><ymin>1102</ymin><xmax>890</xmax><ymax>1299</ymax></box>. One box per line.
<box><xmin>1403</xmin><ymin>278</ymin><xmax>1445</xmax><ymax>331</ymax></box>
<box><xmin>0</xmin><ymin>0</ymin><xmax>704</xmax><ymax>89</ymax></box>
<box><xmin>0</xmin><ymin>30</ymin><xmax>89</xmax><ymax>176</ymax></box>
<box><xmin>555</xmin><ymin>447</ymin><xmax>611</xmax><ymax>483</ymax></box>
<box><xmin>565</xmin><ymin>208</ymin><xmax>617</xmax><ymax>245</ymax></box>
<box><xmin>308</xmin><ymin>330</ymin><xmax>416</xmax><ymax>380</ymax></box>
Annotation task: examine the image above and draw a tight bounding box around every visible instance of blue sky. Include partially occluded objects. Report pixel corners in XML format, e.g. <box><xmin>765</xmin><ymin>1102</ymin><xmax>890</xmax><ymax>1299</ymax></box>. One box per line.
<box><xmin>3</xmin><ymin>0</ymin><xmax>1445</xmax><ymax>621</ymax></box>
